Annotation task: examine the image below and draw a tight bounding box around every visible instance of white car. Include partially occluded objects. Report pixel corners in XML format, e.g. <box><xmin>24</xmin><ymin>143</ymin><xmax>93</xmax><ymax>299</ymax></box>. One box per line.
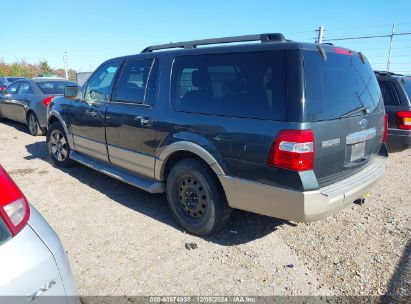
<box><xmin>0</xmin><ymin>165</ymin><xmax>79</xmax><ymax>303</ymax></box>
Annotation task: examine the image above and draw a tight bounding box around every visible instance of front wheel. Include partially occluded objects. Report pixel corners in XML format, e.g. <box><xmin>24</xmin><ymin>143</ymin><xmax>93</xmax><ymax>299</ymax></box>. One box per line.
<box><xmin>47</xmin><ymin>122</ymin><xmax>75</xmax><ymax>168</ymax></box>
<box><xmin>27</xmin><ymin>112</ymin><xmax>45</xmax><ymax>136</ymax></box>
<box><xmin>166</xmin><ymin>158</ymin><xmax>231</xmax><ymax>236</ymax></box>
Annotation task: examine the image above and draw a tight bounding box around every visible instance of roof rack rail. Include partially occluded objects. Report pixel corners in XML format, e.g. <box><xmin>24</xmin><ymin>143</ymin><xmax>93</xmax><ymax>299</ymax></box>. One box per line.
<box><xmin>141</xmin><ymin>33</ymin><xmax>286</xmax><ymax>53</ymax></box>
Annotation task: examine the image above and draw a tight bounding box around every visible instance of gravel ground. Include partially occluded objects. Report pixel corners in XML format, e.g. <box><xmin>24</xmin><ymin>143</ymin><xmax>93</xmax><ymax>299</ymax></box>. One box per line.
<box><xmin>0</xmin><ymin>120</ymin><xmax>409</xmax><ymax>297</ymax></box>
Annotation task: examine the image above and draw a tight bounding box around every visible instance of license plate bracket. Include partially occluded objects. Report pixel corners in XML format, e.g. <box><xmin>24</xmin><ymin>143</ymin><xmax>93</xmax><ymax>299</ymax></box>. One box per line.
<box><xmin>350</xmin><ymin>141</ymin><xmax>365</xmax><ymax>161</ymax></box>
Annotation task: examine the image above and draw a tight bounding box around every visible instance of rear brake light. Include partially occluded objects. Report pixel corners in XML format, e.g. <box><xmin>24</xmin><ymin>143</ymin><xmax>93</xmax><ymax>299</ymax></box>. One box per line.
<box><xmin>41</xmin><ymin>96</ymin><xmax>55</xmax><ymax>107</ymax></box>
<box><xmin>383</xmin><ymin>114</ymin><xmax>389</xmax><ymax>143</ymax></box>
<box><xmin>0</xmin><ymin>85</ymin><xmax>7</xmax><ymax>91</ymax></box>
<box><xmin>0</xmin><ymin>166</ymin><xmax>30</xmax><ymax>236</ymax></box>
<box><xmin>397</xmin><ymin>111</ymin><xmax>411</xmax><ymax>130</ymax></box>
<box><xmin>335</xmin><ymin>47</ymin><xmax>352</xmax><ymax>56</ymax></box>
<box><xmin>268</xmin><ymin>130</ymin><xmax>315</xmax><ymax>171</ymax></box>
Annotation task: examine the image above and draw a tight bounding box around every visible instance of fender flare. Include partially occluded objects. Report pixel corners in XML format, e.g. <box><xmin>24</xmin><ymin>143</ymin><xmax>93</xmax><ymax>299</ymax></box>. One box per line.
<box><xmin>155</xmin><ymin>141</ymin><xmax>225</xmax><ymax>180</ymax></box>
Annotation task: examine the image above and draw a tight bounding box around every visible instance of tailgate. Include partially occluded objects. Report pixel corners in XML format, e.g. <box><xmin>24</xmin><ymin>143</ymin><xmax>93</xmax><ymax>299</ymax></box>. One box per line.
<box><xmin>303</xmin><ymin>46</ymin><xmax>385</xmax><ymax>186</ymax></box>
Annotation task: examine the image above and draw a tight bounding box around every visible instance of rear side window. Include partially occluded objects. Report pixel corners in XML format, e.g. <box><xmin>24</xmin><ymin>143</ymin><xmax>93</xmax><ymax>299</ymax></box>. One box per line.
<box><xmin>17</xmin><ymin>82</ymin><xmax>33</xmax><ymax>95</ymax></box>
<box><xmin>304</xmin><ymin>50</ymin><xmax>382</xmax><ymax>121</ymax></box>
<box><xmin>171</xmin><ymin>51</ymin><xmax>287</xmax><ymax>120</ymax></box>
<box><xmin>37</xmin><ymin>81</ymin><xmax>76</xmax><ymax>94</ymax></box>
<box><xmin>115</xmin><ymin>58</ymin><xmax>157</xmax><ymax>105</ymax></box>
<box><xmin>378</xmin><ymin>81</ymin><xmax>398</xmax><ymax>106</ymax></box>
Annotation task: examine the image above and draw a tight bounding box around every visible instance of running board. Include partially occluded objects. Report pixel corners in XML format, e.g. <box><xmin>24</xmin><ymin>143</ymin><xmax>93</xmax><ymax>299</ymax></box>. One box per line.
<box><xmin>70</xmin><ymin>151</ymin><xmax>165</xmax><ymax>194</ymax></box>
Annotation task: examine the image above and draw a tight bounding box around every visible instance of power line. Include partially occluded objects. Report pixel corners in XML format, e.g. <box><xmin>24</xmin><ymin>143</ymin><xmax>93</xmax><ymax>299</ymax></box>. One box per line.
<box><xmin>323</xmin><ymin>32</ymin><xmax>411</xmax><ymax>42</ymax></box>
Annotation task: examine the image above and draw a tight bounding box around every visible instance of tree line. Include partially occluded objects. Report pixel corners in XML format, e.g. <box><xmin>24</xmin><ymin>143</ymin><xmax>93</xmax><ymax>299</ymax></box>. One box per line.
<box><xmin>0</xmin><ymin>59</ymin><xmax>76</xmax><ymax>81</ymax></box>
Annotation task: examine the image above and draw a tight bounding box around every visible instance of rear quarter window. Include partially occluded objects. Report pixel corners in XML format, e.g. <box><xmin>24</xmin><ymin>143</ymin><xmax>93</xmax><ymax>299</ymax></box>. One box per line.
<box><xmin>304</xmin><ymin>50</ymin><xmax>382</xmax><ymax>121</ymax></box>
<box><xmin>400</xmin><ymin>78</ymin><xmax>411</xmax><ymax>101</ymax></box>
<box><xmin>171</xmin><ymin>50</ymin><xmax>287</xmax><ymax>120</ymax></box>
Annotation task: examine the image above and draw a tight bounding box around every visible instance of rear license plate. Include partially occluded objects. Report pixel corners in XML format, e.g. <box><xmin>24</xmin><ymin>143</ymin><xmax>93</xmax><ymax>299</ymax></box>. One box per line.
<box><xmin>350</xmin><ymin>141</ymin><xmax>365</xmax><ymax>161</ymax></box>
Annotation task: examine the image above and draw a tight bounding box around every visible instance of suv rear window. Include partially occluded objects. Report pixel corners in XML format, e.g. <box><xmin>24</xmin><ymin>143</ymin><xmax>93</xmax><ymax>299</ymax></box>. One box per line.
<box><xmin>171</xmin><ymin>51</ymin><xmax>287</xmax><ymax>120</ymax></box>
<box><xmin>304</xmin><ymin>50</ymin><xmax>382</xmax><ymax>121</ymax></box>
<box><xmin>399</xmin><ymin>77</ymin><xmax>411</xmax><ymax>100</ymax></box>
<box><xmin>37</xmin><ymin>81</ymin><xmax>76</xmax><ymax>94</ymax></box>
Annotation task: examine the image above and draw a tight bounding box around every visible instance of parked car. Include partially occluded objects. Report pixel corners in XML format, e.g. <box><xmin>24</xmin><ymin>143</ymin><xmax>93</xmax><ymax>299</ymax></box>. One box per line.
<box><xmin>46</xmin><ymin>33</ymin><xmax>388</xmax><ymax>236</ymax></box>
<box><xmin>0</xmin><ymin>76</ymin><xmax>26</xmax><ymax>87</ymax></box>
<box><xmin>375</xmin><ymin>71</ymin><xmax>411</xmax><ymax>151</ymax></box>
<box><xmin>0</xmin><ymin>78</ymin><xmax>78</xmax><ymax>136</ymax></box>
<box><xmin>0</xmin><ymin>165</ymin><xmax>79</xmax><ymax>302</ymax></box>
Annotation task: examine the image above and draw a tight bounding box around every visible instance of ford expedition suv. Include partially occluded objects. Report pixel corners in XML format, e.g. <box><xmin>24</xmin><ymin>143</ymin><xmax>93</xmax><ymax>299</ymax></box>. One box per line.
<box><xmin>375</xmin><ymin>71</ymin><xmax>411</xmax><ymax>152</ymax></box>
<box><xmin>46</xmin><ymin>33</ymin><xmax>388</xmax><ymax>236</ymax></box>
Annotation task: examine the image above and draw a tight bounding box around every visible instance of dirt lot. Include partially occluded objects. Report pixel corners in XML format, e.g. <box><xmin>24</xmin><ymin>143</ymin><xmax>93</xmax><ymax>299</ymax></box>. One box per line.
<box><xmin>0</xmin><ymin>120</ymin><xmax>409</xmax><ymax>297</ymax></box>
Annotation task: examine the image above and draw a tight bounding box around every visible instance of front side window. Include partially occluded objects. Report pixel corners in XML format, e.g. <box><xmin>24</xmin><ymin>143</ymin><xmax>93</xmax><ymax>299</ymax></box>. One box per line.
<box><xmin>378</xmin><ymin>81</ymin><xmax>398</xmax><ymax>106</ymax></box>
<box><xmin>171</xmin><ymin>51</ymin><xmax>287</xmax><ymax>120</ymax></box>
<box><xmin>115</xmin><ymin>59</ymin><xmax>156</xmax><ymax>104</ymax></box>
<box><xmin>85</xmin><ymin>62</ymin><xmax>120</xmax><ymax>101</ymax></box>
<box><xmin>17</xmin><ymin>82</ymin><xmax>33</xmax><ymax>94</ymax></box>
<box><xmin>5</xmin><ymin>82</ymin><xmax>20</xmax><ymax>94</ymax></box>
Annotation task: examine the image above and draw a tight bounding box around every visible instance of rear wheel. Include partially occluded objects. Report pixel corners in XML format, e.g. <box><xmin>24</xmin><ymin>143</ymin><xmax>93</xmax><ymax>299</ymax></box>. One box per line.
<box><xmin>27</xmin><ymin>112</ymin><xmax>45</xmax><ymax>136</ymax></box>
<box><xmin>47</xmin><ymin>122</ymin><xmax>75</xmax><ymax>168</ymax></box>
<box><xmin>166</xmin><ymin>158</ymin><xmax>231</xmax><ymax>236</ymax></box>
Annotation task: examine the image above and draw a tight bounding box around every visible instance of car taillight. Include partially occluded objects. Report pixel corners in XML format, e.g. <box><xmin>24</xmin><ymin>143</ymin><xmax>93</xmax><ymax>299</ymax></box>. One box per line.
<box><xmin>0</xmin><ymin>85</ymin><xmax>7</xmax><ymax>91</ymax></box>
<box><xmin>383</xmin><ymin>114</ymin><xmax>389</xmax><ymax>143</ymax></box>
<box><xmin>0</xmin><ymin>165</ymin><xmax>30</xmax><ymax>236</ymax></box>
<box><xmin>41</xmin><ymin>96</ymin><xmax>55</xmax><ymax>107</ymax></box>
<box><xmin>396</xmin><ymin>111</ymin><xmax>411</xmax><ymax>130</ymax></box>
<box><xmin>268</xmin><ymin>130</ymin><xmax>315</xmax><ymax>171</ymax></box>
<box><xmin>334</xmin><ymin>47</ymin><xmax>353</xmax><ymax>56</ymax></box>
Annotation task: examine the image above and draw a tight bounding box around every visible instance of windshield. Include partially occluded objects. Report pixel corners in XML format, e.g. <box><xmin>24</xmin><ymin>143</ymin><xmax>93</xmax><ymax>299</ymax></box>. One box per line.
<box><xmin>304</xmin><ymin>49</ymin><xmax>382</xmax><ymax>121</ymax></box>
<box><xmin>37</xmin><ymin>81</ymin><xmax>77</xmax><ymax>94</ymax></box>
<box><xmin>400</xmin><ymin>78</ymin><xmax>411</xmax><ymax>100</ymax></box>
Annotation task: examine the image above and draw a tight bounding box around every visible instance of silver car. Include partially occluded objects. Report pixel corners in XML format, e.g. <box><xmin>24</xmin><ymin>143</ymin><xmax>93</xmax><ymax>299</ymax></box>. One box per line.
<box><xmin>0</xmin><ymin>79</ymin><xmax>78</xmax><ymax>136</ymax></box>
<box><xmin>0</xmin><ymin>165</ymin><xmax>79</xmax><ymax>303</ymax></box>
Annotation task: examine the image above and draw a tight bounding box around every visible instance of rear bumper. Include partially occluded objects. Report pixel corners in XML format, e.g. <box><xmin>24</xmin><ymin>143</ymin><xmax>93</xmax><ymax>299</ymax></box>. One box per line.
<box><xmin>387</xmin><ymin>128</ymin><xmax>411</xmax><ymax>152</ymax></box>
<box><xmin>220</xmin><ymin>155</ymin><xmax>387</xmax><ymax>222</ymax></box>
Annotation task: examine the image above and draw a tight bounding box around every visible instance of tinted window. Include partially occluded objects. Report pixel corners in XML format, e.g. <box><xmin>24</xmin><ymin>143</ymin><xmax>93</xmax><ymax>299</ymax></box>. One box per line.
<box><xmin>115</xmin><ymin>59</ymin><xmax>156</xmax><ymax>104</ymax></box>
<box><xmin>5</xmin><ymin>82</ymin><xmax>20</xmax><ymax>94</ymax></box>
<box><xmin>378</xmin><ymin>81</ymin><xmax>398</xmax><ymax>106</ymax></box>
<box><xmin>400</xmin><ymin>77</ymin><xmax>411</xmax><ymax>100</ymax></box>
<box><xmin>85</xmin><ymin>62</ymin><xmax>120</xmax><ymax>101</ymax></box>
<box><xmin>17</xmin><ymin>82</ymin><xmax>33</xmax><ymax>94</ymax></box>
<box><xmin>37</xmin><ymin>81</ymin><xmax>76</xmax><ymax>94</ymax></box>
<box><xmin>171</xmin><ymin>51</ymin><xmax>287</xmax><ymax>120</ymax></box>
<box><xmin>304</xmin><ymin>50</ymin><xmax>382</xmax><ymax>121</ymax></box>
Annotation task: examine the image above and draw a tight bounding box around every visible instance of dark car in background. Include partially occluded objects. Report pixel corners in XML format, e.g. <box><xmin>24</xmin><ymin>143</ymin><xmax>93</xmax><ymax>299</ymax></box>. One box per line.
<box><xmin>47</xmin><ymin>33</ymin><xmax>388</xmax><ymax>236</ymax></box>
<box><xmin>375</xmin><ymin>71</ymin><xmax>411</xmax><ymax>151</ymax></box>
<box><xmin>0</xmin><ymin>78</ymin><xmax>78</xmax><ymax>136</ymax></box>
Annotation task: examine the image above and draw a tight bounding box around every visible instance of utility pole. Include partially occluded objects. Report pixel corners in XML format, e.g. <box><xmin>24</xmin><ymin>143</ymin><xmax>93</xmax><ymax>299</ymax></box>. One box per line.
<box><xmin>387</xmin><ymin>24</ymin><xmax>395</xmax><ymax>72</ymax></box>
<box><xmin>316</xmin><ymin>26</ymin><xmax>325</xmax><ymax>43</ymax></box>
<box><xmin>63</xmin><ymin>51</ymin><xmax>68</xmax><ymax>80</ymax></box>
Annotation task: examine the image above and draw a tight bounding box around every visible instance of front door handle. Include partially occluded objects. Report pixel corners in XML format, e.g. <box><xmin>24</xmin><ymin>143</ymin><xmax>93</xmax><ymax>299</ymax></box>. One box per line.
<box><xmin>135</xmin><ymin>116</ymin><xmax>152</xmax><ymax>127</ymax></box>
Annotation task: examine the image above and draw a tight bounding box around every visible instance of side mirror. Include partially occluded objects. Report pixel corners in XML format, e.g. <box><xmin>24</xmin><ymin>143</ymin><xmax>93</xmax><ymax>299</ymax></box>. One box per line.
<box><xmin>64</xmin><ymin>86</ymin><xmax>79</xmax><ymax>99</ymax></box>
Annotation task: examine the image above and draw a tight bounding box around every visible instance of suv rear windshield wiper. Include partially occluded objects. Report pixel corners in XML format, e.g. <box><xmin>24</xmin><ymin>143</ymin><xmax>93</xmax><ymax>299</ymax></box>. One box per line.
<box><xmin>340</xmin><ymin>105</ymin><xmax>370</xmax><ymax>118</ymax></box>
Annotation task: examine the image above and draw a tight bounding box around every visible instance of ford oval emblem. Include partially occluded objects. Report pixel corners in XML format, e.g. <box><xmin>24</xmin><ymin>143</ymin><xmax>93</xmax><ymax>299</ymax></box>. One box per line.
<box><xmin>359</xmin><ymin>119</ymin><xmax>368</xmax><ymax>128</ymax></box>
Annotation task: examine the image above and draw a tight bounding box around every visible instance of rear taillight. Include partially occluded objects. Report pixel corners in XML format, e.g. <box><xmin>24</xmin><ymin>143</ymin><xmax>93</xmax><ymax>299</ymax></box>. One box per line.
<box><xmin>41</xmin><ymin>96</ymin><xmax>55</xmax><ymax>107</ymax></box>
<box><xmin>383</xmin><ymin>114</ymin><xmax>389</xmax><ymax>143</ymax></box>
<box><xmin>0</xmin><ymin>85</ymin><xmax>7</xmax><ymax>91</ymax></box>
<box><xmin>0</xmin><ymin>166</ymin><xmax>30</xmax><ymax>236</ymax></box>
<box><xmin>268</xmin><ymin>130</ymin><xmax>315</xmax><ymax>171</ymax></box>
<box><xmin>396</xmin><ymin>111</ymin><xmax>411</xmax><ymax>130</ymax></box>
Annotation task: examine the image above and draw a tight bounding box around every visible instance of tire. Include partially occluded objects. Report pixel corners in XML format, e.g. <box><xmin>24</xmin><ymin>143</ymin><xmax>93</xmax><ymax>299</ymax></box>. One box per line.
<box><xmin>47</xmin><ymin>122</ymin><xmax>75</xmax><ymax>168</ymax></box>
<box><xmin>166</xmin><ymin>158</ymin><xmax>231</xmax><ymax>236</ymax></box>
<box><xmin>27</xmin><ymin>112</ymin><xmax>45</xmax><ymax>136</ymax></box>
